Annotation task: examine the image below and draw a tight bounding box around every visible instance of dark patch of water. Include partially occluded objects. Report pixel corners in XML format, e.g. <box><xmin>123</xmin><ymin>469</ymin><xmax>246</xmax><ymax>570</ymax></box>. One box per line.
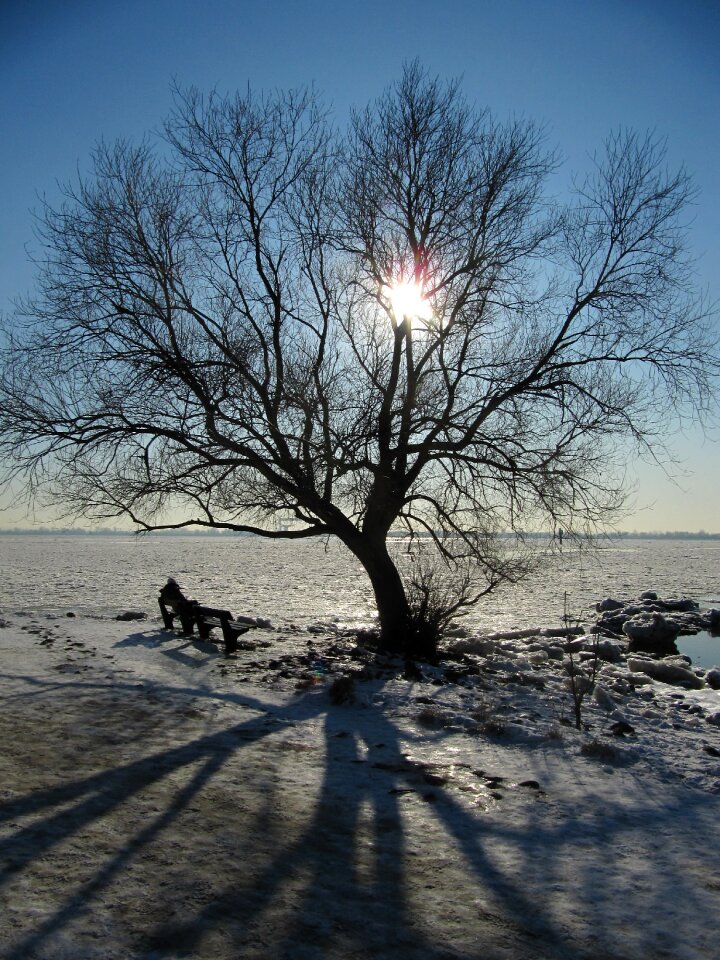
<box><xmin>676</xmin><ymin>630</ymin><xmax>720</xmax><ymax>670</ymax></box>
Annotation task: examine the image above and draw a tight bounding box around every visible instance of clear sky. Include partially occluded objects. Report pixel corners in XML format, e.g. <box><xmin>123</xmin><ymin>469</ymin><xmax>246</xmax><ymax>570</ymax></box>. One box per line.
<box><xmin>1</xmin><ymin>0</ymin><xmax>718</xmax><ymax>531</ymax></box>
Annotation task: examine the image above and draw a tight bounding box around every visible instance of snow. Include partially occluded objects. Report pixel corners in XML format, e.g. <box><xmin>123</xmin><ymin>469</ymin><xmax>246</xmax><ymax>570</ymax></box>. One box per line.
<box><xmin>1</xmin><ymin>608</ymin><xmax>719</xmax><ymax>960</ymax></box>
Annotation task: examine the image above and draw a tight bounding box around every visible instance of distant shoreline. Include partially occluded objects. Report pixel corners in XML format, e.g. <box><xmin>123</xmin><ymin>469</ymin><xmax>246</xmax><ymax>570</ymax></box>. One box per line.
<box><xmin>1</xmin><ymin>528</ymin><xmax>719</xmax><ymax>540</ymax></box>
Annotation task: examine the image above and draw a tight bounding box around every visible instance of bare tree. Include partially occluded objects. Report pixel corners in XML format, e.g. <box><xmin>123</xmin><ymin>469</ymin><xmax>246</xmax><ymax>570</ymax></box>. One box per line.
<box><xmin>0</xmin><ymin>63</ymin><xmax>716</xmax><ymax>656</ymax></box>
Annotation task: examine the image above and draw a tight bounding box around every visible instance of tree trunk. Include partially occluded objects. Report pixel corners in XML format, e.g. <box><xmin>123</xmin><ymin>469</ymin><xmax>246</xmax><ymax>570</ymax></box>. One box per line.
<box><xmin>347</xmin><ymin>535</ymin><xmax>413</xmax><ymax>654</ymax></box>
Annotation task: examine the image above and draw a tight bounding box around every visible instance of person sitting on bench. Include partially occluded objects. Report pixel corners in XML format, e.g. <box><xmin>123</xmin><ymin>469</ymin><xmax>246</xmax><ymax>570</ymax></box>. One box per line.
<box><xmin>159</xmin><ymin>578</ymin><xmax>198</xmax><ymax>634</ymax></box>
<box><xmin>158</xmin><ymin>578</ymin><xmax>251</xmax><ymax>655</ymax></box>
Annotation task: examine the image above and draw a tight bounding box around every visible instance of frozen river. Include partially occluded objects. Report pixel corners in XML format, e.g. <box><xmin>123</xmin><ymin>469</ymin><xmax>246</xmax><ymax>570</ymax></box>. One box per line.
<box><xmin>1</xmin><ymin>533</ymin><xmax>718</xmax><ymax>637</ymax></box>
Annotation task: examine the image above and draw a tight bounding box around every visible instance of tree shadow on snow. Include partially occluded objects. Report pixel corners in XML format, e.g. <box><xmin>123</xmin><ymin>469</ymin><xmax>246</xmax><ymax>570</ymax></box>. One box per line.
<box><xmin>0</xmin><ymin>664</ymin><xmax>718</xmax><ymax>960</ymax></box>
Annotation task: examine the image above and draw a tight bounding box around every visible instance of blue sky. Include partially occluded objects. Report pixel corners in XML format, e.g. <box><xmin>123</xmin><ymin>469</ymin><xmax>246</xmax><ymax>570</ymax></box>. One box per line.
<box><xmin>1</xmin><ymin>0</ymin><xmax>718</xmax><ymax>530</ymax></box>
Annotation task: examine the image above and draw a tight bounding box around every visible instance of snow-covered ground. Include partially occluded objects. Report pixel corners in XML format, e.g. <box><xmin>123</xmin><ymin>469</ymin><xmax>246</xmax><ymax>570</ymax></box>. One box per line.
<box><xmin>1</xmin><ymin>605</ymin><xmax>719</xmax><ymax>960</ymax></box>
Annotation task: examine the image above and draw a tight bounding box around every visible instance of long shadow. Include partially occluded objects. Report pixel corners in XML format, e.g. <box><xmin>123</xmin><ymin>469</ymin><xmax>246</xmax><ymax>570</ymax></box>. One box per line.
<box><xmin>0</xmin><ymin>666</ymin><xmax>560</xmax><ymax>960</ymax></box>
<box><xmin>142</xmin><ymin>707</ymin><xmax>427</xmax><ymax>958</ymax></box>
<box><xmin>2</xmin><ymin>663</ymin><xmax>717</xmax><ymax>960</ymax></box>
<box><xmin>0</xmin><ymin>678</ymin><xmax>330</xmax><ymax>960</ymax></box>
<box><xmin>498</xmin><ymin>774</ymin><xmax>720</xmax><ymax>959</ymax></box>
<box><xmin>141</xmin><ymin>696</ymin><xmax>568</xmax><ymax>959</ymax></box>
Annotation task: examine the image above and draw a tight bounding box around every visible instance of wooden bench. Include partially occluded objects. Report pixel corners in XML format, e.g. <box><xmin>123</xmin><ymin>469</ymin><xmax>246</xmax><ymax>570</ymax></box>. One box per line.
<box><xmin>158</xmin><ymin>581</ymin><xmax>253</xmax><ymax>655</ymax></box>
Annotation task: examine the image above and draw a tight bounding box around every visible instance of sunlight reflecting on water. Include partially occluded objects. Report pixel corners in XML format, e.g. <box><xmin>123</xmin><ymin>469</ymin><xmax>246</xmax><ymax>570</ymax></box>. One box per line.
<box><xmin>0</xmin><ymin>534</ymin><xmax>718</xmax><ymax>636</ymax></box>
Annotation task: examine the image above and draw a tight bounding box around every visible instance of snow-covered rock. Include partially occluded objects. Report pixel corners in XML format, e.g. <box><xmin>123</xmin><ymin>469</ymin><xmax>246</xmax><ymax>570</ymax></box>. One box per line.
<box><xmin>545</xmin><ymin>645</ymin><xmax>565</xmax><ymax>661</ymax></box>
<box><xmin>660</xmin><ymin>597</ymin><xmax>699</xmax><ymax>612</ymax></box>
<box><xmin>527</xmin><ymin>650</ymin><xmax>549</xmax><ymax>665</ymax></box>
<box><xmin>541</xmin><ymin>625</ymin><xmax>585</xmax><ymax>638</ymax></box>
<box><xmin>447</xmin><ymin>636</ymin><xmax>498</xmax><ymax>656</ymax></box>
<box><xmin>596</xmin><ymin>597</ymin><xmax>624</xmax><ymax>612</ymax></box>
<box><xmin>627</xmin><ymin>656</ymin><xmax>705</xmax><ymax>689</ymax></box>
<box><xmin>565</xmin><ymin>674</ymin><xmax>593</xmax><ymax>695</ymax></box>
<box><xmin>564</xmin><ymin>637</ymin><xmax>585</xmax><ymax>653</ymax></box>
<box><xmin>237</xmin><ymin>614</ymin><xmax>274</xmax><ymax>628</ymax></box>
<box><xmin>115</xmin><ymin>610</ymin><xmax>147</xmax><ymax>621</ymax></box>
<box><xmin>626</xmin><ymin>672</ymin><xmax>654</xmax><ymax>686</ymax></box>
<box><xmin>593</xmin><ymin>683</ymin><xmax>616</xmax><ymax>710</ymax></box>
<box><xmin>591</xmin><ymin>638</ymin><xmax>624</xmax><ymax>662</ymax></box>
<box><xmin>623</xmin><ymin>612</ymin><xmax>681</xmax><ymax>654</ymax></box>
<box><xmin>595</xmin><ymin>611</ymin><xmax>630</xmax><ymax>635</ymax></box>
<box><xmin>512</xmin><ymin>658</ymin><xmax>534</xmax><ymax>672</ymax></box>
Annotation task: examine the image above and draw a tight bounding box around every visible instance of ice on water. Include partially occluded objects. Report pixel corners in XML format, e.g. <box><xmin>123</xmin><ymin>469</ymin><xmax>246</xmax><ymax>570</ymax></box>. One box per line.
<box><xmin>0</xmin><ymin>534</ymin><xmax>718</xmax><ymax>637</ymax></box>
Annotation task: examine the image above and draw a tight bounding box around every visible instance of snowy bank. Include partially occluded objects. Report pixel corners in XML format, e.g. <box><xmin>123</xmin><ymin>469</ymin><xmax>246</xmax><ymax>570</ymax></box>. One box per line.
<box><xmin>1</xmin><ymin>606</ymin><xmax>719</xmax><ymax>960</ymax></box>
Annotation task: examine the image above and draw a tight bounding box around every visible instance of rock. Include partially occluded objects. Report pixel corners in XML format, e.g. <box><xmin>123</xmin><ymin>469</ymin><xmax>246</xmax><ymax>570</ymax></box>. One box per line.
<box><xmin>610</xmin><ymin>720</ymin><xmax>635</xmax><ymax>737</ymax></box>
<box><xmin>642</xmin><ymin>708</ymin><xmax>663</xmax><ymax>720</ymax></box>
<box><xmin>660</xmin><ymin>597</ymin><xmax>699</xmax><ymax>612</ymax></box>
<box><xmin>512</xmin><ymin>658</ymin><xmax>533</xmax><ymax>672</ymax></box>
<box><xmin>563</xmin><ymin>657</ymin><xmax>588</xmax><ymax>677</ymax></box>
<box><xmin>705</xmin><ymin>669</ymin><xmax>720</xmax><ymax>690</ymax></box>
<box><xmin>115</xmin><ymin>610</ymin><xmax>147</xmax><ymax>621</ymax></box>
<box><xmin>527</xmin><ymin>650</ymin><xmax>549</xmax><ymax>665</ymax></box>
<box><xmin>623</xmin><ymin>613</ymin><xmax>681</xmax><ymax>654</ymax></box>
<box><xmin>593</xmin><ymin>683</ymin><xmax>616</xmax><ymax>710</ymax></box>
<box><xmin>596</xmin><ymin>597</ymin><xmax>624</xmax><ymax>612</ymax></box>
<box><xmin>627</xmin><ymin>673</ymin><xmax>654</xmax><ymax>686</ymax></box>
<box><xmin>595</xmin><ymin>611</ymin><xmax>629</xmax><ymax>635</ymax></box>
<box><xmin>449</xmin><ymin>637</ymin><xmax>498</xmax><ymax>655</ymax></box>
<box><xmin>564</xmin><ymin>638</ymin><xmax>586</xmax><ymax>653</ymax></box>
<box><xmin>546</xmin><ymin>645</ymin><xmax>565</xmax><ymax>661</ymax></box>
<box><xmin>598</xmin><ymin>663</ymin><xmax>623</xmax><ymax>677</ymax></box>
<box><xmin>708</xmin><ymin>609</ymin><xmax>720</xmax><ymax>631</ymax></box>
<box><xmin>423</xmin><ymin>772</ymin><xmax>449</xmax><ymax>786</ymax></box>
<box><xmin>488</xmin><ymin>657</ymin><xmax>525</xmax><ymax>672</ymax></box>
<box><xmin>565</xmin><ymin>674</ymin><xmax>593</xmax><ymax>695</ymax></box>
<box><xmin>237</xmin><ymin>615</ymin><xmax>273</xmax><ymax>628</ymax></box>
<box><xmin>639</xmin><ymin>591</ymin><xmax>658</xmax><ymax>601</ymax></box>
<box><xmin>706</xmin><ymin>712</ymin><xmax>720</xmax><ymax>728</ymax></box>
<box><xmin>621</xmin><ymin>604</ymin><xmax>645</xmax><ymax>616</ymax></box>
<box><xmin>627</xmin><ymin>656</ymin><xmax>705</xmax><ymax>689</ymax></box>
<box><xmin>329</xmin><ymin>675</ymin><xmax>355</xmax><ymax>704</ymax></box>
<box><xmin>590</xmin><ymin>639</ymin><xmax>624</xmax><ymax>663</ymax></box>
<box><xmin>487</xmin><ymin>627</ymin><xmax>539</xmax><ymax>641</ymax></box>
<box><xmin>580</xmin><ymin>739</ymin><xmax>620</xmax><ymax>762</ymax></box>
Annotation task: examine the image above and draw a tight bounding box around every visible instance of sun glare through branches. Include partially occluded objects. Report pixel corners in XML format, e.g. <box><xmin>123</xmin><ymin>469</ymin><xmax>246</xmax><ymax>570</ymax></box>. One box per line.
<box><xmin>383</xmin><ymin>279</ymin><xmax>434</xmax><ymax>327</ymax></box>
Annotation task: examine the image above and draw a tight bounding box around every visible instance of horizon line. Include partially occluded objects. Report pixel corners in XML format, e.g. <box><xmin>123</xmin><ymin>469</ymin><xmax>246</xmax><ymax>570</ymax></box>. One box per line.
<box><xmin>0</xmin><ymin>526</ymin><xmax>718</xmax><ymax>539</ymax></box>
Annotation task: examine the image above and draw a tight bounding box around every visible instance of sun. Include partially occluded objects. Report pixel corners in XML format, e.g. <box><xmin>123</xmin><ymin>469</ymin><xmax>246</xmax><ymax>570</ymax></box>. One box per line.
<box><xmin>383</xmin><ymin>279</ymin><xmax>433</xmax><ymax>326</ymax></box>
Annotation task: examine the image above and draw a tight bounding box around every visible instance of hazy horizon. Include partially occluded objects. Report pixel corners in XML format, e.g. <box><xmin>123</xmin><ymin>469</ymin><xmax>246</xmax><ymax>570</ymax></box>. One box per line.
<box><xmin>1</xmin><ymin>524</ymin><xmax>718</xmax><ymax>538</ymax></box>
